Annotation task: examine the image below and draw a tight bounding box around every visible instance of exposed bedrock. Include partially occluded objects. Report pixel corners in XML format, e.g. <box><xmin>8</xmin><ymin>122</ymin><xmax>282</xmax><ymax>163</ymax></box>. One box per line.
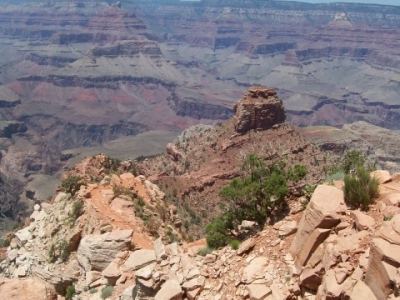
<box><xmin>19</xmin><ymin>115</ymin><xmax>148</xmax><ymax>150</ymax></box>
<box><xmin>26</xmin><ymin>53</ymin><xmax>78</xmax><ymax>68</ymax></box>
<box><xmin>233</xmin><ymin>87</ymin><xmax>286</xmax><ymax>134</ymax></box>
<box><xmin>17</xmin><ymin>75</ymin><xmax>175</xmax><ymax>90</ymax></box>
<box><xmin>91</xmin><ymin>40</ymin><xmax>162</xmax><ymax>57</ymax></box>
<box><xmin>167</xmin><ymin>93</ymin><xmax>234</xmax><ymax>120</ymax></box>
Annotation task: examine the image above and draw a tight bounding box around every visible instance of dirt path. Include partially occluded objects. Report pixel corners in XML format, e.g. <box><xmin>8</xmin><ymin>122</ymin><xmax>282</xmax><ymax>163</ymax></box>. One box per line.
<box><xmin>86</xmin><ymin>186</ymin><xmax>154</xmax><ymax>249</ymax></box>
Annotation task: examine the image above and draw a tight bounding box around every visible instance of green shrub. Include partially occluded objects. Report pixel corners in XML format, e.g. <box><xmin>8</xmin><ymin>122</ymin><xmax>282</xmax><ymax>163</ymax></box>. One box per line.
<box><xmin>101</xmin><ymin>286</ymin><xmax>113</xmax><ymax>299</ymax></box>
<box><xmin>71</xmin><ymin>201</ymin><xmax>84</xmax><ymax>222</ymax></box>
<box><xmin>198</xmin><ymin>246</ymin><xmax>213</xmax><ymax>256</ymax></box>
<box><xmin>230</xmin><ymin>239</ymin><xmax>240</xmax><ymax>250</ymax></box>
<box><xmin>2</xmin><ymin>238</ymin><xmax>10</xmax><ymax>247</ymax></box>
<box><xmin>59</xmin><ymin>240</ymin><xmax>70</xmax><ymax>262</ymax></box>
<box><xmin>342</xmin><ymin>150</ymin><xmax>366</xmax><ymax>174</ymax></box>
<box><xmin>343</xmin><ymin>167</ymin><xmax>379</xmax><ymax>210</ymax></box>
<box><xmin>113</xmin><ymin>186</ymin><xmax>134</xmax><ymax>199</ymax></box>
<box><xmin>90</xmin><ymin>288</ymin><xmax>98</xmax><ymax>294</ymax></box>
<box><xmin>61</xmin><ymin>175</ymin><xmax>85</xmax><ymax>196</ymax></box>
<box><xmin>205</xmin><ymin>217</ymin><xmax>232</xmax><ymax>249</ymax></box>
<box><xmin>65</xmin><ymin>285</ymin><xmax>75</xmax><ymax>300</ymax></box>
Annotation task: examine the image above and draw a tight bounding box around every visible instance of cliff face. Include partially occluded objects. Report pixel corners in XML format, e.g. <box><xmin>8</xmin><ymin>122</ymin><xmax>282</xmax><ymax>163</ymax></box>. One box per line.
<box><xmin>136</xmin><ymin>0</ymin><xmax>400</xmax><ymax>129</ymax></box>
<box><xmin>233</xmin><ymin>87</ymin><xmax>286</xmax><ymax>134</ymax></box>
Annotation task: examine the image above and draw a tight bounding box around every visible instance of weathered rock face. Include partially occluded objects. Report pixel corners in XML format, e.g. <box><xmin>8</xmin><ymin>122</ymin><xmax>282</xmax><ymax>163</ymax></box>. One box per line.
<box><xmin>365</xmin><ymin>214</ymin><xmax>400</xmax><ymax>300</ymax></box>
<box><xmin>0</xmin><ymin>278</ymin><xmax>57</xmax><ymax>300</ymax></box>
<box><xmin>233</xmin><ymin>87</ymin><xmax>285</xmax><ymax>134</ymax></box>
<box><xmin>289</xmin><ymin>185</ymin><xmax>344</xmax><ymax>272</ymax></box>
<box><xmin>77</xmin><ymin>230</ymin><xmax>133</xmax><ymax>271</ymax></box>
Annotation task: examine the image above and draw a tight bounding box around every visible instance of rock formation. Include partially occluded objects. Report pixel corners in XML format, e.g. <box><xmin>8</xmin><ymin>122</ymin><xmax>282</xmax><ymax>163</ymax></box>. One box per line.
<box><xmin>2</xmin><ymin>148</ymin><xmax>400</xmax><ymax>299</ymax></box>
<box><xmin>233</xmin><ymin>87</ymin><xmax>286</xmax><ymax>134</ymax></box>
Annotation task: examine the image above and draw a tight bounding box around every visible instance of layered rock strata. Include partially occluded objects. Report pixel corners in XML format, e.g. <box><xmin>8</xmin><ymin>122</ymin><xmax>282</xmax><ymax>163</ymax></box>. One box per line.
<box><xmin>233</xmin><ymin>87</ymin><xmax>286</xmax><ymax>134</ymax></box>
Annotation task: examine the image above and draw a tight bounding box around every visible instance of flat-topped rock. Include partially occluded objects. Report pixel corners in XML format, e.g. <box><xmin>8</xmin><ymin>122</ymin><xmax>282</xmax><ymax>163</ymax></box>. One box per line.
<box><xmin>233</xmin><ymin>87</ymin><xmax>285</xmax><ymax>134</ymax></box>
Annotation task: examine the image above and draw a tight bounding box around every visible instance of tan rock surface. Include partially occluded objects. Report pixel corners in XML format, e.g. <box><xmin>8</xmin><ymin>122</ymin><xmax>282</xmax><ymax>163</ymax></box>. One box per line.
<box><xmin>0</xmin><ymin>277</ymin><xmax>57</xmax><ymax>300</ymax></box>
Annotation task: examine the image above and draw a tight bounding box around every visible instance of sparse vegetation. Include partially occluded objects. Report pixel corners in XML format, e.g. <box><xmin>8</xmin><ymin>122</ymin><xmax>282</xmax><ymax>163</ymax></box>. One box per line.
<box><xmin>70</xmin><ymin>200</ymin><xmax>84</xmax><ymax>223</ymax></box>
<box><xmin>230</xmin><ymin>239</ymin><xmax>240</xmax><ymax>250</ymax></box>
<box><xmin>101</xmin><ymin>286</ymin><xmax>113</xmax><ymax>299</ymax></box>
<box><xmin>2</xmin><ymin>238</ymin><xmax>11</xmax><ymax>247</ymax></box>
<box><xmin>65</xmin><ymin>285</ymin><xmax>75</xmax><ymax>300</ymax></box>
<box><xmin>343</xmin><ymin>166</ymin><xmax>379</xmax><ymax>210</ymax></box>
<box><xmin>342</xmin><ymin>150</ymin><xmax>367</xmax><ymax>174</ymax></box>
<box><xmin>113</xmin><ymin>186</ymin><xmax>134</xmax><ymax>199</ymax></box>
<box><xmin>48</xmin><ymin>239</ymin><xmax>70</xmax><ymax>263</ymax></box>
<box><xmin>198</xmin><ymin>246</ymin><xmax>213</xmax><ymax>256</ymax></box>
<box><xmin>206</xmin><ymin>154</ymin><xmax>307</xmax><ymax>249</ymax></box>
<box><xmin>61</xmin><ymin>175</ymin><xmax>85</xmax><ymax>196</ymax></box>
<box><xmin>90</xmin><ymin>288</ymin><xmax>98</xmax><ymax>294</ymax></box>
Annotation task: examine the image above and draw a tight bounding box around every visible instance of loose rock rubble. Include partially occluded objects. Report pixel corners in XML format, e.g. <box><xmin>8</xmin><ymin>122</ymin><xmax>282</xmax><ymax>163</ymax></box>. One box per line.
<box><xmin>2</xmin><ymin>160</ymin><xmax>400</xmax><ymax>300</ymax></box>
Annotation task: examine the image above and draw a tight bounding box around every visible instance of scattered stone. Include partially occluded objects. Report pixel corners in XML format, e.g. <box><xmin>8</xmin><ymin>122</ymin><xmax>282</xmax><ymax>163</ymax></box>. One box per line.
<box><xmin>242</xmin><ymin>257</ymin><xmax>268</xmax><ymax>284</ymax></box>
<box><xmin>154</xmin><ymin>238</ymin><xmax>167</xmax><ymax>261</ymax></box>
<box><xmin>278</xmin><ymin>220</ymin><xmax>298</xmax><ymax>237</ymax></box>
<box><xmin>123</xmin><ymin>250</ymin><xmax>156</xmax><ymax>271</ymax></box>
<box><xmin>154</xmin><ymin>279</ymin><xmax>182</xmax><ymax>300</ymax></box>
<box><xmin>246</xmin><ymin>284</ymin><xmax>271</xmax><ymax>300</ymax></box>
<box><xmin>350</xmin><ymin>211</ymin><xmax>375</xmax><ymax>231</ymax></box>
<box><xmin>237</xmin><ymin>237</ymin><xmax>257</xmax><ymax>255</ymax></box>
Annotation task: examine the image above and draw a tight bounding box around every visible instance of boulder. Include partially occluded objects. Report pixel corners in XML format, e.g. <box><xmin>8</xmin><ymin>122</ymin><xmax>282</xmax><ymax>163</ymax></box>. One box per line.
<box><xmin>381</xmin><ymin>193</ymin><xmax>400</xmax><ymax>207</ymax></box>
<box><xmin>77</xmin><ymin>230</ymin><xmax>133</xmax><ymax>271</ymax></box>
<box><xmin>154</xmin><ymin>279</ymin><xmax>182</xmax><ymax>300</ymax></box>
<box><xmin>31</xmin><ymin>266</ymin><xmax>74</xmax><ymax>295</ymax></box>
<box><xmin>123</xmin><ymin>249</ymin><xmax>156</xmax><ymax>271</ymax></box>
<box><xmin>154</xmin><ymin>237</ymin><xmax>167</xmax><ymax>261</ymax></box>
<box><xmin>237</xmin><ymin>237</ymin><xmax>256</xmax><ymax>256</ymax></box>
<box><xmin>0</xmin><ymin>277</ymin><xmax>57</xmax><ymax>300</ymax></box>
<box><xmin>14</xmin><ymin>227</ymin><xmax>32</xmax><ymax>247</ymax></box>
<box><xmin>350</xmin><ymin>211</ymin><xmax>375</xmax><ymax>231</ymax></box>
<box><xmin>278</xmin><ymin>220</ymin><xmax>298</xmax><ymax>237</ymax></box>
<box><xmin>246</xmin><ymin>284</ymin><xmax>272</xmax><ymax>300</ymax></box>
<box><xmin>365</xmin><ymin>215</ymin><xmax>400</xmax><ymax>300</ymax></box>
<box><xmin>371</xmin><ymin>170</ymin><xmax>391</xmax><ymax>184</ymax></box>
<box><xmin>299</xmin><ymin>264</ymin><xmax>323</xmax><ymax>290</ymax></box>
<box><xmin>135</xmin><ymin>263</ymin><xmax>156</xmax><ymax>280</ymax></box>
<box><xmin>350</xmin><ymin>280</ymin><xmax>377</xmax><ymax>300</ymax></box>
<box><xmin>289</xmin><ymin>185</ymin><xmax>343</xmax><ymax>271</ymax></box>
<box><xmin>102</xmin><ymin>259</ymin><xmax>122</xmax><ymax>286</ymax></box>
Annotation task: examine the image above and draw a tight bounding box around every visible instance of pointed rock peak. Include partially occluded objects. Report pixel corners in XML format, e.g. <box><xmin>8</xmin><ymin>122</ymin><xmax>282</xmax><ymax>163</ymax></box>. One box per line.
<box><xmin>233</xmin><ymin>86</ymin><xmax>285</xmax><ymax>134</ymax></box>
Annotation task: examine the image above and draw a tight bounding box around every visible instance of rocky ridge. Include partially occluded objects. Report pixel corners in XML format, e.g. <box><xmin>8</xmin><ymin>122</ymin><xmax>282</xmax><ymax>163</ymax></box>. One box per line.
<box><xmin>0</xmin><ymin>87</ymin><xmax>400</xmax><ymax>299</ymax></box>
<box><xmin>140</xmin><ymin>87</ymin><xmax>339</xmax><ymax>238</ymax></box>
<box><xmin>2</xmin><ymin>163</ymin><xmax>400</xmax><ymax>299</ymax></box>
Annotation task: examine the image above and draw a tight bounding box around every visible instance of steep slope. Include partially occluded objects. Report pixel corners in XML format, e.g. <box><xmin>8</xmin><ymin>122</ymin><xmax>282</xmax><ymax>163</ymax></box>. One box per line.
<box><xmin>139</xmin><ymin>87</ymin><xmax>339</xmax><ymax>239</ymax></box>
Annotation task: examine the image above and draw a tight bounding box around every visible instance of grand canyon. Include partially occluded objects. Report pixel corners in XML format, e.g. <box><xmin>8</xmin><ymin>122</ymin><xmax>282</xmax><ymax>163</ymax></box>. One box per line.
<box><xmin>0</xmin><ymin>0</ymin><xmax>400</xmax><ymax>299</ymax></box>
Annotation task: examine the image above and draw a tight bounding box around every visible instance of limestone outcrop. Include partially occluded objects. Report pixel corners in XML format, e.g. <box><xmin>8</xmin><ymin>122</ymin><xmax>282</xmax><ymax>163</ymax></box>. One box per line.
<box><xmin>0</xmin><ymin>277</ymin><xmax>57</xmax><ymax>300</ymax></box>
<box><xmin>232</xmin><ymin>87</ymin><xmax>286</xmax><ymax>134</ymax></box>
<box><xmin>3</xmin><ymin>158</ymin><xmax>400</xmax><ymax>300</ymax></box>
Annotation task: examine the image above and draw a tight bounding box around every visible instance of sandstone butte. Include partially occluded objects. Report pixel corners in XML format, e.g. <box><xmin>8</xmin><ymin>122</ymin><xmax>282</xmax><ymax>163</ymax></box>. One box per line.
<box><xmin>0</xmin><ymin>88</ymin><xmax>399</xmax><ymax>300</ymax></box>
